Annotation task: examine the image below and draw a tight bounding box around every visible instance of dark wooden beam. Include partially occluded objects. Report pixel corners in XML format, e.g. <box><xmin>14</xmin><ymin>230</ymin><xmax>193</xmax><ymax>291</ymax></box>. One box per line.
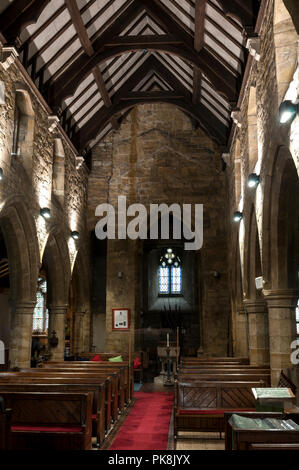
<box><xmin>76</xmin><ymin>96</ymin><xmax>228</xmax><ymax>151</ymax></box>
<box><xmin>122</xmin><ymin>91</ymin><xmax>185</xmax><ymax>100</ymax></box>
<box><xmin>193</xmin><ymin>0</ymin><xmax>206</xmax><ymax>105</ymax></box>
<box><xmin>49</xmin><ymin>42</ymin><xmax>239</xmax><ymax>107</ymax></box>
<box><xmin>65</xmin><ymin>0</ymin><xmax>93</xmax><ymax>56</ymax></box>
<box><xmin>216</xmin><ymin>0</ymin><xmax>260</xmax><ymax>33</ymax></box>
<box><xmin>0</xmin><ymin>0</ymin><xmax>51</xmax><ymax>44</ymax></box>
<box><xmin>105</xmin><ymin>34</ymin><xmax>184</xmax><ymax>47</ymax></box>
<box><xmin>75</xmin><ymin>56</ymin><xmax>228</xmax><ymax>149</ymax></box>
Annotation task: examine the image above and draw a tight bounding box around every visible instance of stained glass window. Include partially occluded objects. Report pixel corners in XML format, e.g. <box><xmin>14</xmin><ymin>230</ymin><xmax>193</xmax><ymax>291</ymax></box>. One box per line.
<box><xmin>33</xmin><ymin>279</ymin><xmax>49</xmax><ymax>333</ymax></box>
<box><xmin>159</xmin><ymin>267</ymin><xmax>169</xmax><ymax>293</ymax></box>
<box><xmin>158</xmin><ymin>249</ymin><xmax>182</xmax><ymax>295</ymax></box>
<box><xmin>171</xmin><ymin>267</ymin><xmax>182</xmax><ymax>293</ymax></box>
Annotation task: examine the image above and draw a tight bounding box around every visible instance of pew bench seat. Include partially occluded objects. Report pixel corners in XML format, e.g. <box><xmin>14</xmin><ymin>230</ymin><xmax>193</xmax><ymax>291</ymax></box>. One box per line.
<box><xmin>174</xmin><ymin>381</ymin><xmax>264</xmax><ymax>438</ymax></box>
<box><xmin>0</xmin><ymin>391</ymin><xmax>93</xmax><ymax>450</ymax></box>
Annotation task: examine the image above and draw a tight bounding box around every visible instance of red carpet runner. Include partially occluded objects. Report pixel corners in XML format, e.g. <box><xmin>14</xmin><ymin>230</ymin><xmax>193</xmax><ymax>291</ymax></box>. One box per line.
<box><xmin>109</xmin><ymin>392</ymin><xmax>174</xmax><ymax>450</ymax></box>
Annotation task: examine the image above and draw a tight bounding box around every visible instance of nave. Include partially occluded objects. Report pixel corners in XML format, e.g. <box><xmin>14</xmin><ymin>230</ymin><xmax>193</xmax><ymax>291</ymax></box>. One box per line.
<box><xmin>0</xmin><ymin>0</ymin><xmax>299</xmax><ymax>453</ymax></box>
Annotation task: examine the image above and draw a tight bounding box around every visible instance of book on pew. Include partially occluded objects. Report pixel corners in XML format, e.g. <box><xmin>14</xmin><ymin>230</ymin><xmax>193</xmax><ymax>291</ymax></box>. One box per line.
<box><xmin>252</xmin><ymin>387</ymin><xmax>295</xmax><ymax>412</ymax></box>
<box><xmin>228</xmin><ymin>414</ymin><xmax>299</xmax><ymax>431</ymax></box>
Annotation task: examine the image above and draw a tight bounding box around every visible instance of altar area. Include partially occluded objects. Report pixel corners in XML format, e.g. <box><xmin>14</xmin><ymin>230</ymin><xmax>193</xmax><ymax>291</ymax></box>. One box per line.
<box><xmin>154</xmin><ymin>343</ymin><xmax>180</xmax><ymax>385</ymax></box>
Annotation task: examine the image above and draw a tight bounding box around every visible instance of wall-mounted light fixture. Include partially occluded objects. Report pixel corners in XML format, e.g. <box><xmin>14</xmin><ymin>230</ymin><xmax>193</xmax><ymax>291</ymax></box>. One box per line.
<box><xmin>40</xmin><ymin>207</ymin><xmax>51</xmax><ymax>219</ymax></box>
<box><xmin>71</xmin><ymin>231</ymin><xmax>79</xmax><ymax>240</ymax></box>
<box><xmin>279</xmin><ymin>100</ymin><xmax>298</xmax><ymax>124</ymax></box>
<box><xmin>0</xmin><ymin>168</ymin><xmax>3</xmax><ymax>180</ymax></box>
<box><xmin>233</xmin><ymin>211</ymin><xmax>243</xmax><ymax>222</ymax></box>
<box><xmin>248</xmin><ymin>173</ymin><xmax>260</xmax><ymax>188</ymax></box>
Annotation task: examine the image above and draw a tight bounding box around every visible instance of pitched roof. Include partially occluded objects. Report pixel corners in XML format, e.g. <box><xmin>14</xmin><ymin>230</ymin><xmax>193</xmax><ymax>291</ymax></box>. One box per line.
<box><xmin>0</xmin><ymin>0</ymin><xmax>262</xmax><ymax>152</ymax></box>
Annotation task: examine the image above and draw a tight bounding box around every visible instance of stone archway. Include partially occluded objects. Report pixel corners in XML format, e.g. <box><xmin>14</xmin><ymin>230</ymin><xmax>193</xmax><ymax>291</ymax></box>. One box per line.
<box><xmin>263</xmin><ymin>146</ymin><xmax>299</xmax><ymax>383</ymax></box>
<box><xmin>0</xmin><ymin>197</ymin><xmax>40</xmax><ymax>368</ymax></box>
<box><xmin>42</xmin><ymin>228</ymin><xmax>71</xmax><ymax>361</ymax></box>
<box><xmin>71</xmin><ymin>247</ymin><xmax>91</xmax><ymax>355</ymax></box>
<box><xmin>231</xmin><ymin>233</ymin><xmax>249</xmax><ymax>358</ymax></box>
<box><xmin>243</xmin><ymin>205</ymin><xmax>269</xmax><ymax>365</ymax></box>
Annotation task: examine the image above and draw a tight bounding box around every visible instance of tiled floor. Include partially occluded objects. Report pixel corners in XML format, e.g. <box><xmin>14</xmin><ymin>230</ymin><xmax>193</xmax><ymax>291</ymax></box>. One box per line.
<box><xmin>175</xmin><ymin>432</ymin><xmax>225</xmax><ymax>450</ymax></box>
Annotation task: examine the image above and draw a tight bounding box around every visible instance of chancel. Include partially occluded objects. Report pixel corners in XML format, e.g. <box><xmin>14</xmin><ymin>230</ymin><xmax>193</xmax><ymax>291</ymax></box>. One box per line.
<box><xmin>0</xmin><ymin>0</ymin><xmax>299</xmax><ymax>452</ymax></box>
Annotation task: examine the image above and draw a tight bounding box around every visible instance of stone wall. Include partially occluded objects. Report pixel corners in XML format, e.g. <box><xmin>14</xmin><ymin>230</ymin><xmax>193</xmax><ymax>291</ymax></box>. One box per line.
<box><xmin>89</xmin><ymin>102</ymin><xmax>230</xmax><ymax>356</ymax></box>
<box><xmin>227</xmin><ymin>0</ymin><xmax>299</xmax><ymax>385</ymax></box>
<box><xmin>0</xmin><ymin>47</ymin><xmax>90</xmax><ymax>367</ymax></box>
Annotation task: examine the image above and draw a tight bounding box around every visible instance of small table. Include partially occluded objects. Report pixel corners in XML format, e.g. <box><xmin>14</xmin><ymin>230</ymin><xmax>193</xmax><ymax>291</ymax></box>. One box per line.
<box><xmin>154</xmin><ymin>345</ymin><xmax>179</xmax><ymax>385</ymax></box>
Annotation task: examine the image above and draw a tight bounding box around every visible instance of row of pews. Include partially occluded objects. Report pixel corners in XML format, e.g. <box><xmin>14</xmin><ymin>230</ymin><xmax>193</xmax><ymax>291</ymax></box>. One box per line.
<box><xmin>0</xmin><ymin>353</ymin><xmax>134</xmax><ymax>450</ymax></box>
<box><xmin>174</xmin><ymin>356</ymin><xmax>299</xmax><ymax>449</ymax></box>
<box><xmin>174</xmin><ymin>356</ymin><xmax>269</xmax><ymax>438</ymax></box>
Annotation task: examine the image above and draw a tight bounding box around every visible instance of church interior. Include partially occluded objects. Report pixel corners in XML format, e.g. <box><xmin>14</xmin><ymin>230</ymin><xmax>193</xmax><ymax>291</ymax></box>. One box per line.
<box><xmin>0</xmin><ymin>0</ymin><xmax>299</xmax><ymax>452</ymax></box>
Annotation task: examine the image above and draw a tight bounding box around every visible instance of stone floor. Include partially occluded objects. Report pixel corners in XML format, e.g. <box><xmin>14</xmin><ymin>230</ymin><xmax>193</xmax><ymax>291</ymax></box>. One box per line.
<box><xmin>175</xmin><ymin>432</ymin><xmax>225</xmax><ymax>450</ymax></box>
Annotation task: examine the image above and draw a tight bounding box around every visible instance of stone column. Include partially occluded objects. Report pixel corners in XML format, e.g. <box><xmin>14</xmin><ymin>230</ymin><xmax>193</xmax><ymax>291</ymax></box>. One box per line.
<box><xmin>48</xmin><ymin>305</ymin><xmax>67</xmax><ymax>361</ymax></box>
<box><xmin>9</xmin><ymin>301</ymin><xmax>35</xmax><ymax>368</ymax></box>
<box><xmin>73</xmin><ymin>311</ymin><xmax>85</xmax><ymax>355</ymax></box>
<box><xmin>234</xmin><ymin>306</ymin><xmax>249</xmax><ymax>358</ymax></box>
<box><xmin>243</xmin><ymin>299</ymin><xmax>269</xmax><ymax>366</ymax></box>
<box><xmin>264</xmin><ymin>289</ymin><xmax>298</xmax><ymax>385</ymax></box>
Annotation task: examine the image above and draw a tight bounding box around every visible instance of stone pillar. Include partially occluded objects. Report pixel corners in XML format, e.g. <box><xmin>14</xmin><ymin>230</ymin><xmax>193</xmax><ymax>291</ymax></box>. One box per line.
<box><xmin>73</xmin><ymin>311</ymin><xmax>85</xmax><ymax>355</ymax></box>
<box><xmin>243</xmin><ymin>299</ymin><xmax>269</xmax><ymax>366</ymax></box>
<box><xmin>48</xmin><ymin>305</ymin><xmax>67</xmax><ymax>361</ymax></box>
<box><xmin>264</xmin><ymin>289</ymin><xmax>298</xmax><ymax>385</ymax></box>
<box><xmin>234</xmin><ymin>307</ymin><xmax>249</xmax><ymax>358</ymax></box>
<box><xmin>9</xmin><ymin>301</ymin><xmax>35</xmax><ymax>368</ymax></box>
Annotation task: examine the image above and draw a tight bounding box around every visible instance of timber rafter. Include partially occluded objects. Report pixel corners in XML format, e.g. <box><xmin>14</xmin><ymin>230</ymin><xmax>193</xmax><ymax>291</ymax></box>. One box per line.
<box><xmin>0</xmin><ymin>0</ymin><xmax>262</xmax><ymax>152</ymax></box>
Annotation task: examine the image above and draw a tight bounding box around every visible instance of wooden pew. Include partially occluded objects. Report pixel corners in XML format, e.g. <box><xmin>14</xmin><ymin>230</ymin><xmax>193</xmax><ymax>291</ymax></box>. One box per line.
<box><xmin>41</xmin><ymin>361</ymin><xmax>130</xmax><ymax>407</ymax></box>
<box><xmin>179</xmin><ymin>364</ymin><xmax>269</xmax><ymax>370</ymax></box>
<box><xmin>27</xmin><ymin>366</ymin><xmax>121</xmax><ymax>419</ymax></box>
<box><xmin>174</xmin><ymin>380</ymin><xmax>263</xmax><ymax>438</ymax></box>
<box><xmin>0</xmin><ymin>372</ymin><xmax>113</xmax><ymax>441</ymax></box>
<box><xmin>0</xmin><ymin>392</ymin><xmax>93</xmax><ymax>450</ymax></box>
<box><xmin>0</xmin><ymin>396</ymin><xmax>11</xmax><ymax>450</ymax></box>
<box><xmin>249</xmin><ymin>443</ymin><xmax>299</xmax><ymax>450</ymax></box>
<box><xmin>177</xmin><ymin>373</ymin><xmax>270</xmax><ymax>384</ymax></box>
<box><xmin>181</xmin><ymin>357</ymin><xmax>250</xmax><ymax>365</ymax></box>
<box><xmin>0</xmin><ymin>381</ymin><xmax>106</xmax><ymax>447</ymax></box>
<box><xmin>224</xmin><ymin>411</ymin><xmax>299</xmax><ymax>450</ymax></box>
<box><xmin>73</xmin><ymin>354</ymin><xmax>134</xmax><ymax>399</ymax></box>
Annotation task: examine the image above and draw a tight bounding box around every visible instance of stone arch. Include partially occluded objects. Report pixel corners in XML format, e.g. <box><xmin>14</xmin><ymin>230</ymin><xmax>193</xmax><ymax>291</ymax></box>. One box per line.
<box><xmin>247</xmin><ymin>85</ymin><xmax>259</xmax><ymax>173</ymax></box>
<box><xmin>71</xmin><ymin>247</ymin><xmax>91</xmax><ymax>354</ymax></box>
<box><xmin>12</xmin><ymin>87</ymin><xmax>35</xmax><ymax>176</ymax></box>
<box><xmin>243</xmin><ymin>204</ymin><xmax>263</xmax><ymax>300</ymax></box>
<box><xmin>0</xmin><ymin>197</ymin><xmax>39</xmax><ymax>303</ymax></box>
<box><xmin>273</xmin><ymin>0</ymin><xmax>298</xmax><ymax>103</ymax></box>
<box><xmin>263</xmin><ymin>146</ymin><xmax>299</xmax><ymax>290</ymax></box>
<box><xmin>43</xmin><ymin>228</ymin><xmax>71</xmax><ymax>306</ymax></box>
<box><xmin>42</xmin><ymin>228</ymin><xmax>72</xmax><ymax>360</ymax></box>
<box><xmin>0</xmin><ymin>197</ymin><xmax>40</xmax><ymax>367</ymax></box>
<box><xmin>231</xmin><ymin>234</ymin><xmax>249</xmax><ymax>358</ymax></box>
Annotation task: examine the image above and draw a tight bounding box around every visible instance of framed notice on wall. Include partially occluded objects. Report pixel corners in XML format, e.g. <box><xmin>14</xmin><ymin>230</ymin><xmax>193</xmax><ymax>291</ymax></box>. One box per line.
<box><xmin>112</xmin><ymin>309</ymin><xmax>130</xmax><ymax>331</ymax></box>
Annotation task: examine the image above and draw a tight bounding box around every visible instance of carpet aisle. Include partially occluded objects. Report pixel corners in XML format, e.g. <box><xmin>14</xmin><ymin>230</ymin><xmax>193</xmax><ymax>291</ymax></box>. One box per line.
<box><xmin>109</xmin><ymin>391</ymin><xmax>174</xmax><ymax>450</ymax></box>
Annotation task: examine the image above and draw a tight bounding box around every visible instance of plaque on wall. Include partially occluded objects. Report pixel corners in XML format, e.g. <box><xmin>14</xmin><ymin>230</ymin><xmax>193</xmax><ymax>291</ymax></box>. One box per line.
<box><xmin>112</xmin><ymin>309</ymin><xmax>130</xmax><ymax>331</ymax></box>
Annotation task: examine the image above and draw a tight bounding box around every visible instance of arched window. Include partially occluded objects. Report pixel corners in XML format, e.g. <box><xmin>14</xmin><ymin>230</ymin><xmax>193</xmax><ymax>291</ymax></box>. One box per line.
<box><xmin>33</xmin><ymin>277</ymin><xmax>49</xmax><ymax>333</ymax></box>
<box><xmin>158</xmin><ymin>248</ymin><xmax>182</xmax><ymax>295</ymax></box>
